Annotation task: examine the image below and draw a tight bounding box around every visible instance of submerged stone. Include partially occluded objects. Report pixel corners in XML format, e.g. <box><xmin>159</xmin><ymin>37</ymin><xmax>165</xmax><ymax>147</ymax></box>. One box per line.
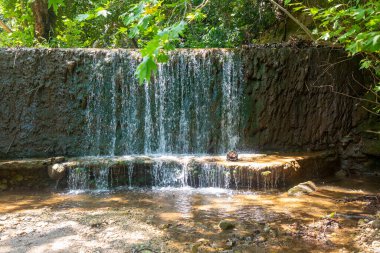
<box><xmin>287</xmin><ymin>181</ymin><xmax>317</xmax><ymax>196</ymax></box>
<box><xmin>219</xmin><ymin>220</ymin><xmax>236</xmax><ymax>231</ymax></box>
<box><xmin>372</xmin><ymin>220</ymin><xmax>380</xmax><ymax>229</ymax></box>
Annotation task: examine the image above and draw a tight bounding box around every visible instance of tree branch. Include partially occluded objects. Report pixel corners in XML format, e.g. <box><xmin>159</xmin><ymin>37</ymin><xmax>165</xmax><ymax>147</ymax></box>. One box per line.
<box><xmin>0</xmin><ymin>19</ymin><xmax>12</xmax><ymax>33</ymax></box>
<box><xmin>268</xmin><ymin>0</ymin><xmax>315</xmax><ymax>41</ymax></box>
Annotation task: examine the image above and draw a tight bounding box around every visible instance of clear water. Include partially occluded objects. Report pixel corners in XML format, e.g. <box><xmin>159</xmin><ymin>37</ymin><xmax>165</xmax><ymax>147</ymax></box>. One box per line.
<box><xmin>65</xmin><ymin>154</ymin><xmax>285</xmax><ymax>192</ymax></box>
<box><xmin>84</xmin><ymin>49</ymin><xmax>243</xmax><ymax>156</ymax></box>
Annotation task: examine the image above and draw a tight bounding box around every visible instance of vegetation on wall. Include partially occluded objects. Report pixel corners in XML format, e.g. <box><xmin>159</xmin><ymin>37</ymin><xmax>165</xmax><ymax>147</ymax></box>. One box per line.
<box><xmin>0</xmin><ymin>0</ymin><xmax>379</xmax><ymax>106</ymax></box>
<box><xmin>287</xmin><ymin>0</ymin><xmax>380</xmax><ymax>113</ymax></box>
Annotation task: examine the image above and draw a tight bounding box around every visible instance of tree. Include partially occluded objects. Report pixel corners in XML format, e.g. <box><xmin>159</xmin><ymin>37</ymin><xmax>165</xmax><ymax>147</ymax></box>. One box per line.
<box><xmin>288</xmin><ymin>0</ymin><xmax>380</xmax><ymax>113</ymax></box>
<box><xmin>31</xmin><ymin>0</ymin><xmax>56</xmax><ymax>41</ymax></box>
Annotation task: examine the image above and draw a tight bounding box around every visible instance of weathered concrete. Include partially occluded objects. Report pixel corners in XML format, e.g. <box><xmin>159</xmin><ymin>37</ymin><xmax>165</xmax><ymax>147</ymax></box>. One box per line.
<box><xmin>0</xmin><ymin>47</ymin><xmax>365</xmax><ymax>158</ymax></box>
<box><xmin>0</xmin><ymin>151</ymin><xmax>338</xmax><ymax>190</ymax></box>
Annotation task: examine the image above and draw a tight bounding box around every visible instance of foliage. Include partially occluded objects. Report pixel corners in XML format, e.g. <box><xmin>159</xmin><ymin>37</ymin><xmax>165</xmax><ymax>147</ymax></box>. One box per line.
<box><xmin>288</xmin><ymin>0</ymin><xmax>380</xmax><ymax>112</ymax></box>
<box><xmin>121</xmin><ymin>0</ymin><xmax>190</xmax><ymax>83</ymax></box>
<box><xmin>121</xmin><ymin>0</ymin><xmax>276</xmax><ymax>83</ymax></box>
<box><xmin>0</xmin><ymin>0</ymin><xmax>36</xmax><ymax>46</ymax></box>
<box><xmin>0</xmin><ymin>0</ymin><xmax>277</xmax><ymax>83</ymax></box>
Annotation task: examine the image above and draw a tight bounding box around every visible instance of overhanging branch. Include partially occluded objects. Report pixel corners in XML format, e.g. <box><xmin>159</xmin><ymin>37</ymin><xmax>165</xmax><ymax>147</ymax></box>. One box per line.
<box><xmin>0</xmin><ymin>19</ymin><xmax>12</xmax><ymax>33</ymax></box>
<box><xmin>268</xmin><ymin>0</ymin><xmax>315</xmax><ymax>41</ymax></box>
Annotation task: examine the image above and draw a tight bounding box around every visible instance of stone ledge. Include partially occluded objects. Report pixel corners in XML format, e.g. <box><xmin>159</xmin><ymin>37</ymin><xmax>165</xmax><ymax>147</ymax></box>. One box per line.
<box><xmin>0</xmin><ymin>151</ymin><xmax>338</xmax><ymax>191</ymax></box>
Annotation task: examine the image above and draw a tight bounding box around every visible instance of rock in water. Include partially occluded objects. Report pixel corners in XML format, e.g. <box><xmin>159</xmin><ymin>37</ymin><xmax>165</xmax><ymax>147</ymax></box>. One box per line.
<box><xmin>287</xmin><ymin>181</ymin><xmax>317</xmax><ymax>196</ymax></box>
<box><xmin>227</xmin><ymin>150</ymin><xmax>238</xmax><ymax>161</ymax></box>
<box><xmin>372</xmin><ymin>220</ymin><xmax>380</xmax><ymax>229</ymax></box>
<box><xmin>48</xmin><ymin>164</ymin><xmax>66</xmax><ymax>180</ymax></box>
<box><xmin>219</xmin><ymin>220</ymin><xmax>236</xmax><ymax>231</ymax></box>
<box><xmin>335</xmin><ymin>169</ymin><xmax>347</xmax><ymax>179</ymax></box>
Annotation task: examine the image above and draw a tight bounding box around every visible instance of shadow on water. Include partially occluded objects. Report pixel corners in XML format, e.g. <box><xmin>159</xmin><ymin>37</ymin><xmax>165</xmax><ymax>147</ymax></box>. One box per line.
<box><xmin>0</xmin><ymin>176</ymin><xmax>379</xmax><ymax>252</ymax></box>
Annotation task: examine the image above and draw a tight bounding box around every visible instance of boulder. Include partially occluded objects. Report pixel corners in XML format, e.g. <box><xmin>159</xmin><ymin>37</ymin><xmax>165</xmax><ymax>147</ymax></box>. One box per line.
<box><xmin>48</xmin><ymin>163</ymin><xmax>66</xmax><ymax>180</ymax></box>
<box><xmin>372</xmin><ymin>219</ymin><xmax>380</xmax><ymax>229</ymax></box>
<box><xmin>288</xmin><ymin>181</ymin><xmax>317</xmax><ymax>196</ymax></box>
<box><xmin>227</xmin><ymin>151</ymin><xmax>238</xmax><ymax>161</ymax></box>
<box><xmin>335</xmin><ymin>169</ymin><xmax>347</xmax><ymax>179</ymax></box>
<box><xmin>219</xmin><ymin>220</ymin><xmax>236</xmax><ymax>231</ymax></box>
<box><xmin>362</xmin><ymin>138</ymin><xmax>380</xmax><ymax>157</ymax></box>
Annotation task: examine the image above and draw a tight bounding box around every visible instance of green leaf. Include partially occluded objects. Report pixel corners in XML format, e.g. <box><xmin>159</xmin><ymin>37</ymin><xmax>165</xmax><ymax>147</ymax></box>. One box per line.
<box><xmin>360</xmin><ymin>59</ymin><xmax>372</xmax><ymax>69</ymax></box>
<box><xmin>157</xmin><ymin>53</ymin><xmax>169</xmax><ymax>63</ymax></box>
<box><xmin>76</xmin><ymin>14</ymin><xmax>90</xmax><ymax>22</ymax></box>
<box><xmin>309</xmin><ymin>7</ymin><xmax>319</xmax><ymax>15</ymax></box>
<box><xmin>135</xmin><ymin>56</ymin><xmax>157</xmax><ymax>84</ymax></box>
<box><xmin>321</xmin><ymin>32</ymin><xmax>330</xmax><ymax>40</ymax></box>
<box><xmin>97</xmin><ymin>9</ymin><xmax>111</xmax><ymax>18</ymax></box>
<box><xmin>48</xmin><ymin>0</ymin><xmax>64</xmax><ymax>14</ymax></box>
<box><xmin>353</xmin><ymin>9</ymin><xmax>366</xmax><ymax>20</ymax></box>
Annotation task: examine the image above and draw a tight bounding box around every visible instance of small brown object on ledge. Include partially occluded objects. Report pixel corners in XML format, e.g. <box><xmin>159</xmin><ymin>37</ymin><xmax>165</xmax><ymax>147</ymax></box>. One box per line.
<box><xmin>227</xmin><ymin>150</ymin><xmax>238</xmax><ymax>161</ymax></box>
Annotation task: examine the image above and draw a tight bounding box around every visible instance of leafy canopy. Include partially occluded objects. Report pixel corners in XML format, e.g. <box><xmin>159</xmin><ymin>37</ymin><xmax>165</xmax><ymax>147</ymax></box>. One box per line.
<box><xmin>288</xmin><ymin>0</ymin><xmax>380</xmax><ymax>112</ymax></box>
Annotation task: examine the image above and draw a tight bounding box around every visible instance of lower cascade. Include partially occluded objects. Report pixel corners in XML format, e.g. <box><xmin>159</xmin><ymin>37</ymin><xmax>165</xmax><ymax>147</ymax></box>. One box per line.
<box><xmin>60</xmin><ymin>152</ymin><xmax>331</xmax><ymax>192</ymax></box>
<box><xmin>66</xmin><ymin>157</ymin><xmax>234</xmax><ymax>191</ymax></box>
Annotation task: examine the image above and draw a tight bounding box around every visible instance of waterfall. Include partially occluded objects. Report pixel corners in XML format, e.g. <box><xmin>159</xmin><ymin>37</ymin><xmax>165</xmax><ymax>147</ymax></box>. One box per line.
<box><xmin>68</xmin><ymin>167</ymin><xmax>110</xmax><ymax>191</ymax></box>
<box><xmin>76</xmin><ymin>49</ymin><xmax>246</xmax><ymax>191</ymax></box>
<box><xmin>65</xmin><ymin>155</ymin><xmax>288</xmax><ymax>192</ymax></box>
<box><xmin>84</xmin><ymin>49</ymin><xmax>243</xmax><ymax>156</ymax></box>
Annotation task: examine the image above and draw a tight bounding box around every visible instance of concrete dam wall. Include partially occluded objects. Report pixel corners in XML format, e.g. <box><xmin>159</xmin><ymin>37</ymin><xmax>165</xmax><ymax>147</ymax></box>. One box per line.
<box><xmin>0</xmin><ymin>47</ymin><xmax>364</xmax><ymax>158</ymax></box>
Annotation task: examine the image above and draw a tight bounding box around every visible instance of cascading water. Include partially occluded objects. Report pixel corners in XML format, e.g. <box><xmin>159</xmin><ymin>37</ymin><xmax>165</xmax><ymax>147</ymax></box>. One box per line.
<box><xmin>74</xmin><ymin>49</ymin><xmax>247</xmax><ymax>191</ymax></box>
<box><xmin>68</xmin><ymin>167</ymin><xmax>110</xmax><ymax>191</ymax></box>
<box><xmin>84</xmin><ymin>49</ymin><xmax>243</xmax><ymax>156</ymax></box>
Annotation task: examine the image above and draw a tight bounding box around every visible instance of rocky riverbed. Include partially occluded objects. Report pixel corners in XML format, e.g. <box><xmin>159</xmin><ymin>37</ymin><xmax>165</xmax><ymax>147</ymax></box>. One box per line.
<box><xmin>0</xmin><ymin>176</ymin><xmax>379</xmax><ymax>253</ymax></box>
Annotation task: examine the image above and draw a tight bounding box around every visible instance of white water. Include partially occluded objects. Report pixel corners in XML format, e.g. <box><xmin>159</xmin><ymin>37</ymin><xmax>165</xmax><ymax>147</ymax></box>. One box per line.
<box><xmin>66</xmin><ymin>154</ymin><xmax>285</xmax><ymax>192</ymax></box>
<box><xmin>76</xmin><ymin>50</ymin><xmax>247</xmax><ymax>191</ymax></box>
<box><xmin>84</xmin><ymin>50</ymin><xmax>243</xmax><ymax>156</ymax></box>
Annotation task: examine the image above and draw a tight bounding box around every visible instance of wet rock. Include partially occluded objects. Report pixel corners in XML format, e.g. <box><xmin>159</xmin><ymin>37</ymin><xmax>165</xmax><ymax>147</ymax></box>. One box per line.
<box><xmin>219</xmin><ymin>220</ymin><xmax>236</xmax><ymax>231</ymax></box>
<box><xmin>263</xmin><ymin>224</ymin><xmax>271</xmax><ymax>233</ymax></box>
<box><xmin>372</xmin><ymin>220</ymin><xmax>380</xmax><ymax>229</ymax></box>
<box><xmin>245</xmin><ymin>236</ymin><xmax>252</xmax><ymax>242</ymax></box>
<box><xmin>159</xmin><ymin>223</ymin><xmax>172</xmax><ymax>229</ymax></box>
<box><xmin>362</xmin><ymin>133</ymin><xmax>380</xmax><ymax>157</ymax></box>
<box><xmin>191</xmin><ymin>239</ymin><xmax>210</xmax><ymax>253</ymax></box>
<box><xmin>227</xmin><ymin>151</ymin><xmax>238</xmax><ymax>161</ymax></box>
<box><xmin>15</xmin><ymin>175</ymin><xmax>23</xmax><ymax>182</ymax></box>
<box><xmin>335</xmin><ymin>169</ymin><xmax>347</xmax><ymax>179</ymax></box>
<box><xmin>255</xmin><ymin>235</ymin><xmax>267</xmax><ymax>243</ymax></box>
<box><xmin>191</xmin><ymin>244</ymin><xmax>199</xmax><ymax>253</ymax></box>
<box><xmin>48</xmin><ymin>163</ymin><xmax>66</xmax><ymax>180</ymax></box>
<box><xmin>50</xmin><ymin>156</ymin><xmax>65</xmax><ymax>163</ymax></box>
<box><xmin>373</xmin><ymin>241</ymin><xmax>380</xmax><ymax>253</ymax></box>
<box><xmin>224</xmin><ymin>238</ymin><xmax>236</xmax><ymax>249</ymax></box>
<box><xmin>287</xmin><ymin>181</ymin><xmax>317</xmax><ymax>196</ymax></box>
<box><xmin>0</xmin><ymin>183</ymin><xmax>7</xmax><ymax>191</ymax></box>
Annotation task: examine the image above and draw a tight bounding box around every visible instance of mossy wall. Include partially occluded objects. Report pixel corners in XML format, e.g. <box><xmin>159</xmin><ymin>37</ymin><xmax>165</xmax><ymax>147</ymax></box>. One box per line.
<box><xmin>0</xmin><ymin>47</ymin><xmax>365</xmax><ymax>158</ymax></box>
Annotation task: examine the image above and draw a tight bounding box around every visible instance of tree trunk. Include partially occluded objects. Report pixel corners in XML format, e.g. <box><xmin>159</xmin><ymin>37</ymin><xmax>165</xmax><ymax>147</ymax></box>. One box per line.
<box><xmin>31</xmin><ymin>0</ymin><xmax>56</xmax><ymax>42</ymax></box>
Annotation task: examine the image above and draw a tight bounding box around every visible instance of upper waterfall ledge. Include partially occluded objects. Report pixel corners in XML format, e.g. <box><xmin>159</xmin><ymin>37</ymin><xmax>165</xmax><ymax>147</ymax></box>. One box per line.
<box><xmin>0</xmin><ymin>151</ymin><xmax>338</xmax><ymax>190</ymax></box>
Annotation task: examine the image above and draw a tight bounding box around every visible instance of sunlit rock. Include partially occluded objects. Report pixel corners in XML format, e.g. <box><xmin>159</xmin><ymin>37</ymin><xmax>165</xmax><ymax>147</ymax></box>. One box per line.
<box><xmin>287</xmin><ymin>181</ymin><xmax>317</xmax><ymax>196</ymax></box>
<box><xmin>48</xmin><ymin>164</ymin><xmax>66</xmax><ymax>180</ymax></box>
<box><xmin>226</xmin><ymin>150</ymin><xmax>238</xmax><ymax>161</ymax></box>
